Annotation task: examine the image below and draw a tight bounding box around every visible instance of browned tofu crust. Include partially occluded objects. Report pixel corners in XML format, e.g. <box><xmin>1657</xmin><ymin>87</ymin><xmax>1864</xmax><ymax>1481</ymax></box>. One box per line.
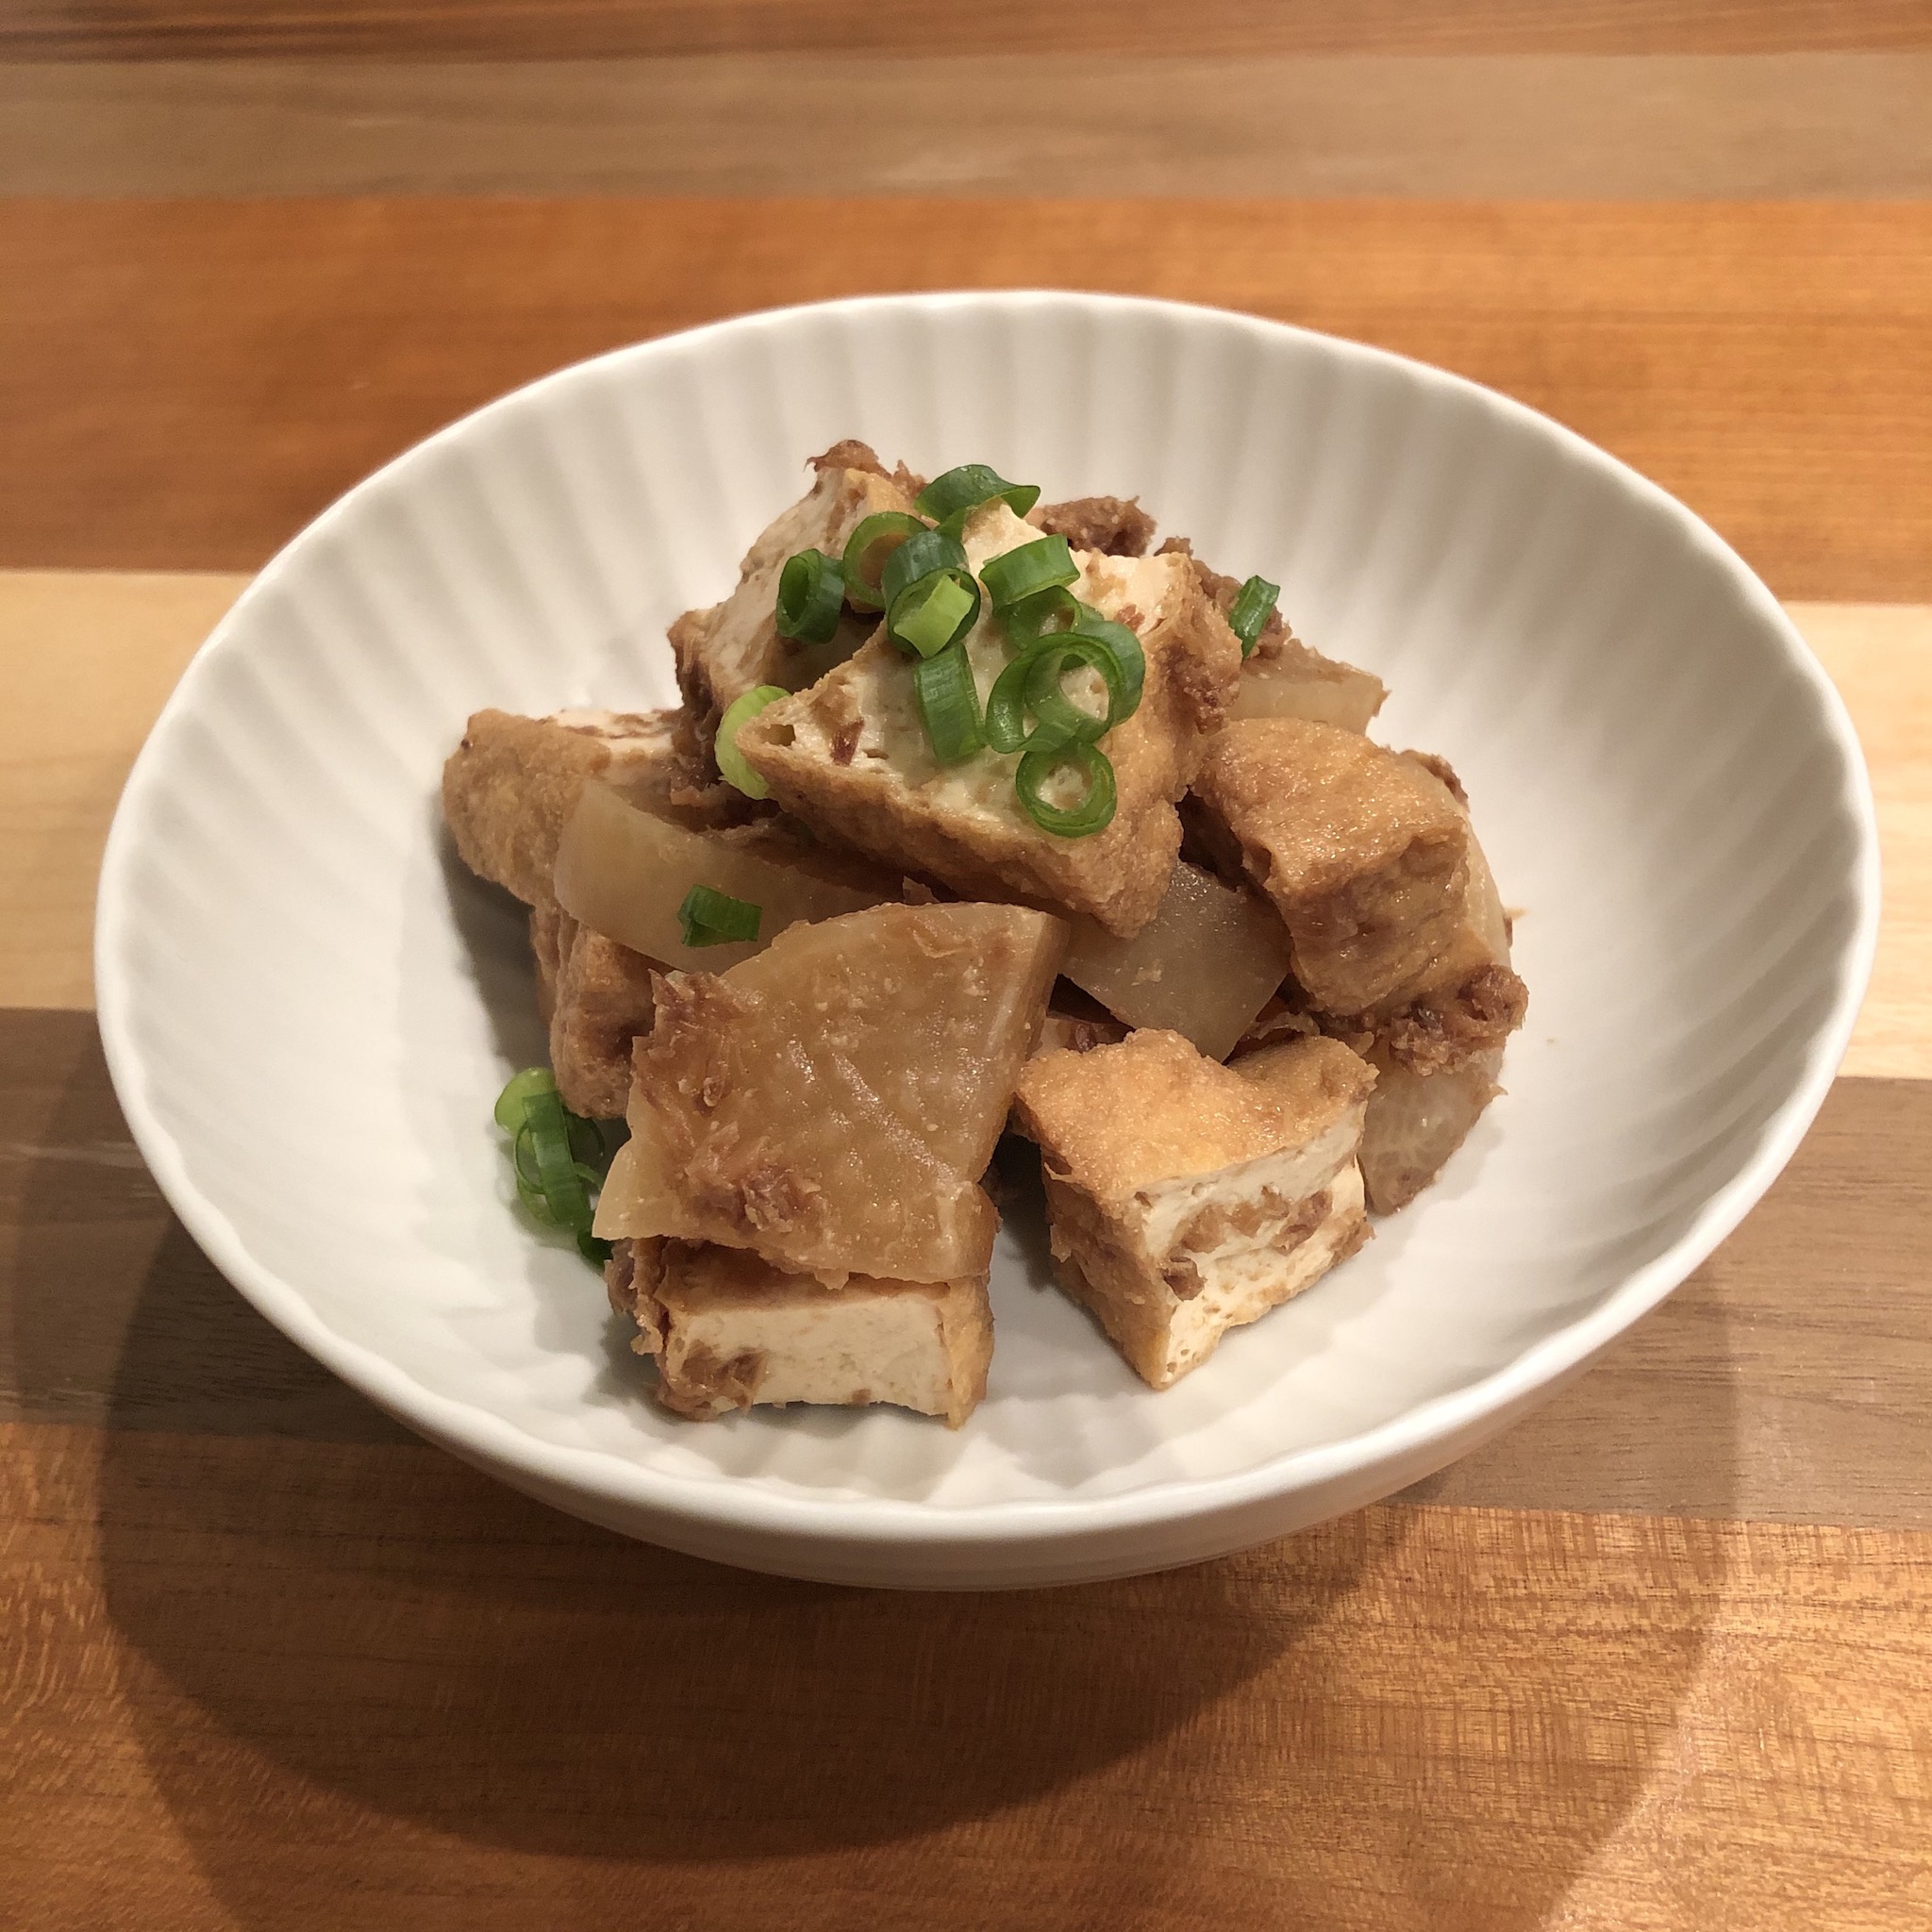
<box><xmin>1191</xmin><ymin>717</ymin><xmax>1474</xmax><ymax>1014</ymax></box>
<box><xmin>608</xmin><ymin>1238</ymin><xmax>992</xmax><ymax>1427</ymax></box>
<box><xmin>442</xmin><ymin>707</ymin><xmax>747</xmax><ymax>906</ymax></box>
<box><xmin>737</xmin><ymin>548</ymin><xmax>1241</xmax><ymax>937</ymax></box>
<box><xmin>1032</xmin><ymin>496</ymin><xmax>1158</xmax><ymax>557</ymax></box>
<box><xmin>1013</xmin><ymin>1030</ymin><xmax>1374</xmax><ymax>1387</ymax></box>
<box><xmin>549</xmin><ymin>913</ymin><xmax>658</xmax><ymax>1120</ymax></box>
<box><xmin>668</xmin><ymin>454</ymin><xmax>919</xmax><ymax>723</ymax></box>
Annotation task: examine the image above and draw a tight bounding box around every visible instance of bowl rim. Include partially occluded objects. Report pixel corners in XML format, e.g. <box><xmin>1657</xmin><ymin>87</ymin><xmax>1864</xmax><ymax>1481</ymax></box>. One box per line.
<box><xmin>94</xmin><ymin>288</ymin><xmax>1883</xmax><ymax>1550</ymax></box>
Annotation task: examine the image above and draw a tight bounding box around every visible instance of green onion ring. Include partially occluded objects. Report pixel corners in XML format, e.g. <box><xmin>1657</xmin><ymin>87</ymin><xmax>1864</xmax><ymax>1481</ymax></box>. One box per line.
<box><xmin>1002</xmin><ymin>585</ymin><xmax>1082</xmax><ymax>651</ymax></box>
<box><xmin>1024</xmin><ymin>638</ymin><xmax>1127</xmax><ymax>745</ymax></box>
<box><xmin>494</xmin><ymin>1065</ymin><xmax>557</xmax><ymax>1132</ymax></box>
<box><xmin>1068</xmin><ymin>610</ymin><xmax>1146</xmax><ymax>713</ymax></box>
<box><xmin>983</xmin><ymin>651</ymin><xmax>1040</xmax><ymax>754</ymax></box>
<box><xmin>879</xmin><ymin>525</ymin><xmax>969</xmax><ymax>610</ymax></box>
<box><xmin>1228</xmin><ymin>574</ymin><xmax>1280</xmax><ymax>658</ymax></box>
<box><xmin>886</xmin><ymin>569</ymin><xmax>982</xmax><ymax>658</ymax></box>
<box><xmin>715</xmin><ymin>684</ymin><xmax>788</xmax><ymax>799</ymax></box>
<box><xmin>841</xmin><ymin>511</ymin><xmax>927</xmax><ymax>611</ymax></box>
<box><xmin>1016</xmin><ymin>740</ymin><xmax>1117</xmax><ymax>839</ymax></box>
<box><xmin>913</xmin><ymin>640</ymin><xmax>985</xmax><ymax>763</ymax></box>
<box><xmin>980</xmin><ymin>534</ymin><xmax>1077</xmax><ymax>610</ymax></box>
<box><xmin>774</xmin><ymin>547</ymin><xmax>846</xmax><ymax>644</ymax></box>
<box><xmin>677</xmin><ymin>882</ymin><xmax>762</xmax><ymax>948</ymax></box>
<box><xmin>522</xmin><ymin>1086</ymin><xmax>595</xmax><ymax>1231</ymax></box>
<box><xmin>915</xmin><ymin>463</ymin><xmax>1042</xmax><ymax>533</ymax></box>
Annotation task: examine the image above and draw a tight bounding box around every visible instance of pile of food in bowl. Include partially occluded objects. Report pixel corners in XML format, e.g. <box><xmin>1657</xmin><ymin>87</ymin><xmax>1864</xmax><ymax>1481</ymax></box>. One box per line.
<box><xmin>442</xmin><ymin>441</ymin><xmax>1527</xmax><ymax>1428</ymax></box>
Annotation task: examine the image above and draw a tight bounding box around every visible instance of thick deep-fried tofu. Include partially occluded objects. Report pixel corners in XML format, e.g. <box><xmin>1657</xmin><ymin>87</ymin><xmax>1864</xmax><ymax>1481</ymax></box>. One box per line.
<box><xmin>1190</xmin><ymin>717</ymin><xmax>1476</xmax><ymax>1016</ymax></box>
<box><xmin>595</xmin><ymin>901</ymin><xmax>1066</xmax><ymax>1283</ymax></box>
<box><xmin>1011</xmin><ymin>1029</ymin><xmax>1374</xmax><ymax>1389</ymax></box>
<box><xmin>736</xmin><ymin>502</ymin><xmax>1241</xmax><ymax>937</ymax></box>
<box><xmin>443</xmin><ymin>707</ymin><xmax>745</xmax><ymax>906</ymax></box>
<box><xmin>1032</xmin><ymin>496</ymin><xmax>1157</xmax><ymax>557</ymax></box>
<box><xmin>606</xmin><ymin>1238</ymin><xmax>992</xmax><ymax>1426</ymax></box>
<box><xmin>668</xmin><ymin>445</ymin><xmax>919</xmax><ymax>724</ymax></box>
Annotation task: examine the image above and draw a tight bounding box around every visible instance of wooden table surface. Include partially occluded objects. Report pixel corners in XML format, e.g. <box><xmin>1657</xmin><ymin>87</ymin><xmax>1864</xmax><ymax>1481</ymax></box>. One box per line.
<box><xmin>5</xmin><ymin>10</ymin><xmax>1932</xmax><ymax>1928</ymax></box>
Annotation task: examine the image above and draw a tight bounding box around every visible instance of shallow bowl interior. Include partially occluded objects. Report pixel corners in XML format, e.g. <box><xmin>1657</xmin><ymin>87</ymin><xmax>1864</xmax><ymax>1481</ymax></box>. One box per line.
<box><xmin>95</xmin><ymin>293</ymin><xmax>1876</xmax><ymax>1588</ymax></box>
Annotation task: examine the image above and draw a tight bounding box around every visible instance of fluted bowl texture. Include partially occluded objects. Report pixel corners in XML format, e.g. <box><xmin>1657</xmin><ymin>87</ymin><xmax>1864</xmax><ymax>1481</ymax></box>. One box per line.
<box><xmin>95</xmin><ymin>294</ymin><xmax>1878</xmax><ymax>1589</ymax></box>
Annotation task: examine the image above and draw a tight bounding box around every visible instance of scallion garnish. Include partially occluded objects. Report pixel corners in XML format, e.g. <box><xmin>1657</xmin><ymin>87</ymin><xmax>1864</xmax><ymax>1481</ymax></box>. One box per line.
<box><xmin>1024</xmin><ymin>637</ymin><xmax>1129</xmax><ymax>745</ymax></box>
<box><xmin>495</xmin><ymin>1067</ymin><xmax>612</xmax><ymax>1268</ymax></box>
<box><xmin>841</xmin><ymin>510</ymin><xmax>927</xmax><ymax>611</ymax></box>
<box><xmin>1065</xmin><ymin>610</ymin><xmax>1145</xmax><ymax>712</ymax></box>
<box><xmin>914</xmin><ymin>640</ymin><xmax>985</xmax><ymax>763</ymax></box>
<box><xmin>888</xmin><ymin>568</ymin><xmax>981</xmax><ymax>658</ymax></box>
<box><xmin>980</xmin><ymin>534</ymin><xmax>1077</xmax><ymax>610</ymax></box>
<box><xmin>1016</xmin><ymin>739</ymin><xmax>1117</xmax><ymax>838</ymax></box>
<box><xmin>1002</xmin><ymin>584</ymin><xmax>1083</xmax><ymax>651</ymax></box>
<box><xmin>983</xmin><ymin>650</ymin><xmax>1037</xmax><ymax>754</ymax></box>
<box><xmin>715</xmin><ymin>683</ymin><xmax>788</xmax><ymax>799</ymax></box>
<box><xmin>774</xmin><ymin>548</ymin><xmax>846</xmax><ymax>644</ymax></box>
<box><xmin>1228</xmin><ymin>574</ymin><xmax>1280</xmax><ymax>658</ymax></box>
<box><xmin>677</xmin><ymin>883</ymin><xmax>762</xmax><ymax>948</ymax></box>
<box><xmin>915</xmin><ymin>463</ymin><xmax>1041</xmax><ymax>534</ymax></box>
<box><xmin>880</xmin><ymin>525</ymin><xmax>968</xmax><ymax>608</ymax></box>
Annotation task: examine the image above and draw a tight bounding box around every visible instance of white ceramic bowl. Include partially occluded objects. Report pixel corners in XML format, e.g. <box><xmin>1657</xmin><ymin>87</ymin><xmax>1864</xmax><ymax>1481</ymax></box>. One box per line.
<box><xmin>96</xmin><ymin>293</ymin><xmax>1878</xmax><ymax>1589</ymax></box>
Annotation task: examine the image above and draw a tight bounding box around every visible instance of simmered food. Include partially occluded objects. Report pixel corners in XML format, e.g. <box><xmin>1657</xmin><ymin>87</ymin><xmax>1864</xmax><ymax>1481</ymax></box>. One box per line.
<box><xmin>1012</xmin><ymin>1029</ymin><xmax>1374</xmax><ymax>1389</ymax></box>
<box><xmin>608</xmin><ymin>1238</ymin><xmax>992</xmax><ymax>1427</ymax></box>
<box><xmin>552</xmin><ymin>777</ymin><xmax>899</xmax><ymax>974</ymax></box>
<box><xmin>594</xmin><ymin>901</ymin><xmax>1065</xmax><ymax>1283</ymax></box>
<box><xmin>443</xmin><ymin>442</ymin><xmax>1524</xmax><ymax>1428</ymax></box>
<box><xmin>1060</xmin><ymin>859</ymin><xmax>1291</xmax><ymax>1060</ymax></box>
<box><xmin>735</xmin><ymin>502</ymin><xmax>1241</xmax><ymax>937</ymax></box>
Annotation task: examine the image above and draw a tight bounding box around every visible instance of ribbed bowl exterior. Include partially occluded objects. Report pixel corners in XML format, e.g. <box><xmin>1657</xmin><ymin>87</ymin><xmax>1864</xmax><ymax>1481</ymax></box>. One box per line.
<box><xmin>95</xmin><ymin>294</ymin><xmax>1878</xmax><ymax>1588</ymax></box>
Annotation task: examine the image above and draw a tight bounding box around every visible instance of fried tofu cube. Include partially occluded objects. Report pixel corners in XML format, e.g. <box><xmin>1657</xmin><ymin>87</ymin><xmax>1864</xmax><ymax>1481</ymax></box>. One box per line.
<box><xmin>607</xmin><ymin>1239</ymin><xmax>992</xmax><ymax>1427</ymax></box>
<box><xmin>1364</xmin><ymin>754</ymin><xmax>1527</xmax><ymax>1073</ymax></box>
<box><xmin>736</xmin><ymin>502</ymin><xmax>1241</xmax><ymax>937</ymax></box>
<box><xmin>668</xmin><ymin>445</ymin><xmax>919</xmax><ymax>723</ymax></box>
<box><xmin>594</xmin><ymin>901</ymin><xmax>1066</xmax><ymax>1283</ymax></box>
<box><xmin>1190</xmin><ymin>717</ymin><xmax>1475</xmax><ymax>1016</ymax></box>
<box><xmin>443</xmin><ymin>707</ymin><xmax>743</xmax><ymax>906</ymax></box>
<box><xmin>1011</xmin><ymin>1029</ymin><xmax>1374</xmax><ymax>1389</ymax></box>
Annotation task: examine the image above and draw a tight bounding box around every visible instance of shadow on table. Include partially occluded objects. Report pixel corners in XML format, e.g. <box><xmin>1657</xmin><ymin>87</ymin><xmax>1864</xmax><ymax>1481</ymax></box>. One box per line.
<box><xmin>8</xmin><ymin>1013</ymin><xmax>1732</xmax><ymax>1928</ymax></box>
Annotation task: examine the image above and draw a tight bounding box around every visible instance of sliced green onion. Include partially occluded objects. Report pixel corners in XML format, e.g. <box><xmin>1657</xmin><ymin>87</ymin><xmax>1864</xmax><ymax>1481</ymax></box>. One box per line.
<box><xmin>1228</xmin><ymin>574</ymin><xmax>1280</xmax><ymax>658</ymax></box>
<box><xmin>1068</xmin><ymin>611</ymin><xmax>1146</xmax><ymax>713</ymax></box>
<box><xmin>774</xmin><ymin>548</ymin><xmax>845</xmax><ymax>644</ymax></box>
<box><xmin>983</xmin><ymin>651</ymin><xmax>1038</xmax><ymax>754</ymax></box>
<box><xmin>915</xmin><ymin>463</ymin><xmax>1041</xmax><ymax>533</ymax></box>
<box><xmin>1025</xmin><ymin>637</ymin><xmax>1129</xmax><ymax>745</ymax></box>
<box><xmin>981</xmin><ymin>535</ymin><xmax>1077</xmax><ymax>610</ymax></box>
<box><xmin>495</xmin><ymin>1066</ymin><xmax>612</xmax><ymax>1267</ymax></box>
<box><xmin>913</xmin><ymin>641</ymin><xmax>984</xmax><ymax>763</ymax></box>
<box><xmin>888</xmin><ymin>569</ymin><xmax>982</xmax><ymax>658</ymax></box>
<box><xmin>879</xmin><ymin>525</ymin><xmax>969</xmax><ymax>609</ymax></box>
<box><xmin>677</xmin><ymin>883</ymin><xmax>762</xmax><ymax>948</ymax></box>
<box><xmin>715</xmin><ymin>683</ymin><xmax>788</xmax><ymax>799</ymax></box>
<box><xmin>494</xmin><ymin>1065</ymin><xmax>558</xmax><ymax>1132</ymax></box>
<box><xmin>1016</xmin><ymin>740</ymin><xmax>1117</xmax><ymax>839</ymax></box>
<box><xmin>841</xmin><ymin>510</ymin><xmax>927</xmax><ymax>611</ymax></box>
<box><xmin>1002</xmin><ymin>584</ymin><xmax>1082</xmax><ymax>652</ymax></box>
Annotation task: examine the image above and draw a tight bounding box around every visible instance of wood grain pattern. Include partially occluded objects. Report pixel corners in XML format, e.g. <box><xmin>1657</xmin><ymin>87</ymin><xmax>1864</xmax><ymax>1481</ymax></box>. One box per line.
<box><xmin>8</xmin><ymin>0</ymin><xmax>1931</xmax><ymax>58</ymax></box>
<box><xmin>9</xmin><ymin>54</ymin><xmax>1932</xmax><ymax>198</ymax></box>
<box><xmin>7</xmin><ymin>1423</ymin><xmax>1931</xmax><ymax>1931</ymax></box>
<box><xmin>6</xmin><ymin>1005</ymin><xmax>1930</xmax><ymax>1529</ymax></box>
<box><xmin>0</xmin><ymin>571</ymin><xmax>238</xmax><ymax>1009</ymax></box>
<box><xmin>5</xmin><ymin>571</ymin><xmax>1924</xmax><ymax>1078</ymax></box>
<box><xmin>4</xmin><ymin>199</ymin><xmax>1927</xmax><ymax>599</ymax></box>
